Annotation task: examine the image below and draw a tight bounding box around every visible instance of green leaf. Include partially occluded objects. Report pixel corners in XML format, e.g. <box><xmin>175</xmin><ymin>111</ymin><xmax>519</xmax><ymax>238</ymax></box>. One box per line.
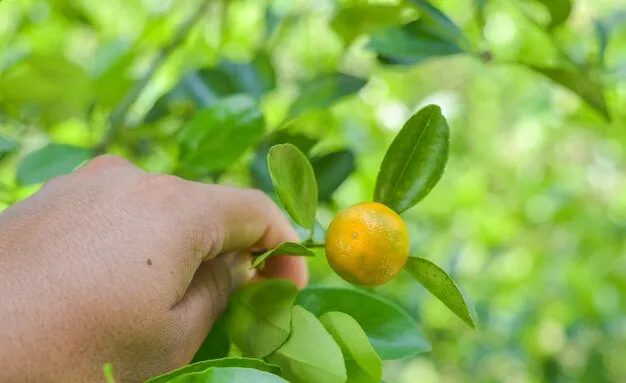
<box><xmin>528</xmin><ymin>66</ymin><xmax>610</xmax><ymax>121</ymax></box>
<box><xmin>534</xmin><ymin>0</ymin><xmax>572</xmax><ymax>29</ymax></box>
<box><xmin>191</xmin><ymin>315</ymin><xmax>230</xmax><ymax>363</ymax></box>
<box><xmin>595</xmin><ymin>21</ymin><xmax>609</xmax><ymax>68</ymax></box>
<box><xmin>473</xmin><ymin>0</ymin><xmax>488</xmax><ymax>30</ymax></box>
<box><xmin>404</xmin><ymin>257</ymin><xmax>478</xmax><ymax>329</ymax></box>
<box><xmin>198</xmin><ymin>54</ymin><xmax>276</xmax><ymax>101</ymax></box>
<box><xmin>288</xmin><ymin>73</ymin><xmax>367</xmax><ymax>119</ymax></box>
<box><xmin>331</xmin><ymin>4</ymin><xmax>409</xmax><ymax>45</ymax></box>
<box><xmin>374</xmin><ymin>104</ymin><xmax>449</xmax><ymax>213</ymax></box>
<box><xmin>165</xmin><ymin>367</ymin><xmax>288</xmax><ymax>383</ymax></box>
<box><xmin>296</xmin><ymin>286</ymin><xmax>431</xmax><ymax>360</ymax></box>
<box><xmin>17</xmin><ymin>144</ymin><xmax>93</xmax><ymax>185</ymax></box>
<box><xmin>320</xmin><ymin>312</ymin><xmax>382</xmax><ymax>383</ymax></box>
<box><xmin>0</xmin><ymin>54</ymin><xmax>91</xmax><ymax>122</ymax></box>
<box><xmin>146</xmin><ymin>54</ymin><xmax>275</xmax><ymax>122</ymax></box>
<box><xmin>103</xmin><ymin>363</ymin><xmax>116</xmax><ymax>383</ymax></box>
<box><xmin>146</xmin><ymin>358</ymin><xmax>282</xmax><ymax>383</ymax></box>
<box><xmin>311</xmin><ymin>150</ymin><xmax>356</xmax><ymax>203</ymax></box>
<box><xmin>0</xmin><ymin>135</ymin><xmax>16</xmax><ymax>155</ymax></box>
<box><xmin>268</xmin><ymin>144</ymin><xmax>318</xmax><ymax>230</ymax></box>
<box><xmin>251</xmin><ymin>241</ymin><xmax>315</xmax><ymax>269</ymax></box>
<box><xmin>266</xmin><ymin>306</ymin><xmax>347</xmax><ymax>383</ymax></box>
<box><xmin>251</xmin><ymin>131</ymin><xmax>318</xmax><ymax>193</ymax></box>
<box><xmin>177</xmin><ymin>94</ymin><xmax>264</xmax><ymax>173</ymax></box>
<box><xmin>371</xmin><ymin>0</ymin><xmax>471</xmax><ymax>65</ymax></box>
<box><xmin>226</xmin><ymin>279</ymin><xmax>298</xmax><ymax>358</ymax></box>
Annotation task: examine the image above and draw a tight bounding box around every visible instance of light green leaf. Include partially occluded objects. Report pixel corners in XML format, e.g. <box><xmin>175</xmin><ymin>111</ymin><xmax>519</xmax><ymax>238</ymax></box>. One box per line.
<box><xmin>266</xmin><ymin>306</ymin><xmax>347</xmax><ymax>383</ymax></box>
<box><xmin>17</xmin><ymin>144</ymin><xmax>92</xmax><ymax>185</ymax></box>
<box><xmin>288</xmin><ymin>73</ymin><xmax>367</xmax><ymax>119</ymax></box>
<box><xmin>165</xmin><ymin>367</ymin><xmax>288</xmax><ymax>383</ymax></box>
<box><xmin>268</xmin><ymin>144</ymin><xmax>318</xmax><ymax>230</ymax></box>
<box><xmin>103</xmin><ymin>363</ymin><xmax>116</xmax><ymax>383</ymax></box>
<box><xmin>534</xmin><ymin>0</ymin><xmax>572</xmax><ymax>29</ymax></box>
<box><xmin>251</xmin><ymin>131</ymin><xmax>318</xmax><ymax>194</ymax></box>
<box><xmin>320</xmin><ymin>312</ymin><xmax>382</xmax><ymax>383</ymax></box>
<box><xmin>0</xmin><ymin>54</ymin><xmax>91</xmax><ymax>122</ymax></box>
<box><xmin>296</xmin><ymin>286</ymin><xmax>431</xmax><ymax>360</ymax></box>
<box><xmin>0</xmin><ymin>135</ymin><xmax>16</xmax><ymax>155</ymax></box>
<box><xmin>311</xmin><ymin>149</ymin><xmax>355</xmax><ymax>203</ymax></box>
<box><xmin>177</xmin><ymin>94</ymin><xmax>264</xmax><ymax>173</ymax></box>
<box><xmin>251</xmin><ymin>241</ymin><xmax>315</xmax><ymax>269</ymax></box>
<box><xmin>528</xmin><ymin>66</ymin><xmax>610</xmax><ymax>121</ymax></box>
<box><xmin>226</xmin><ymin>279</ymin><xmax>298</xmax><ymax>358</ymax></box>
<box><xmin>146</xmin><ymin>358</ymin><xmax>281</xmax><ymax>383</ymax></box>
<box><xmin>331</xmin><ymin>4</ymin><xmax>410</xmax><ymax>45</ymax></box>
<box><xmin>374</xmin><ymin>104</ymin><xmax>449</xmax><ymax>213</ymax></box>
<box><xmin>404</xmin><ymin>257</ymin><xmax>478</xmax><ymax>329</ymax></box>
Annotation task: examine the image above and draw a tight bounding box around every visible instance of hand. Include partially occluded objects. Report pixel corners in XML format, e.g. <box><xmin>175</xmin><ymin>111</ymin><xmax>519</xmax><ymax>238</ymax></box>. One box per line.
<box><xmin>0</xmin><ymin>155</ymin><xmax>308</xmax><ymax>383</ymax></box>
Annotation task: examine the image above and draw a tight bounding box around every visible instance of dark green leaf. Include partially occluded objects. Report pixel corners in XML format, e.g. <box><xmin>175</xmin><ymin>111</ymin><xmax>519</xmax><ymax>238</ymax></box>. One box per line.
<box><xmin>0</xmin><ymin>135</ymin><xmax>16</xmax><ymax>155</ymax></box>
<box><xmin>17</xmin><ymin>144</ymin><xmax>93</xmax><ymax>185</ymax></box>
<box><xmin>266</xmin><ymin>306</ymin><xmax>347</xmax><ymax>383</ymax></box>
<box><xmin>268</xmin><ymin>144</ymin><xmax>318</xmax><ymax>230</ymax></box>
<box><xmin>226</xmin><ymin>279</ymin><xmax>298</xmax><ymax>358</ymax></box>
<box><xmin>251</xmin><ymin>131</ymin><xmax>318</xmax><ymax>193</ymax></box>
<box><xmin>146</xmin><ymin>358</ymin><xmax>281</xmax><ymax>383</ymax></box>
<box><xmin>198</xmin><ymin>54</ymin><xmax>276</xmax><ymax>101</ymax></box>
<box><xmin>374</xmin><ymin>105</ymin><xmax>449</xmax><ymax>213</ymax></box>
<box><xmin>146</xmin><ymin>54</ymin><xmax>275</xmax><ymax>123</ymax></box>
<box><xmin>311</xmin><ymin>149</ymin><xmax>356</xmax><ymax>202</ymax></box>
<box><xmin>165</xmin><ymin>367</ymin><xmax>288</xmax><ymax>383</ymax></box>
<box><xmin>528</xmin><ymin>66</ymin><xmax>610</xmax><ymax>121</ymax></box>
<box><xmin>288</xmin><ymin>73</ymin><xmax>367</xmax><ymax>119</ymax></box>
<box><xmin>404</xmin><ymin>257</ymin><xmax>478</xmax><ymax>329</ymax></box>
<box><xmin>371</xmin><ymin>0</ymin><xmax>471</xmax><ymax>65</ymax></box>
<box><xmin>252</xmin><ymin>241</ymin><xmax>315</xmax><ymax>268</ymax></box>
<box><xmin>331</xmin><ymin>4</ymin><xmax>409</xmax><ymax>45</ymax></box>
<box><xmin>103</xmin><ymin>363</ymin><xmax>116</xmax><ymax>383</ymax></box>
<box><xmin>296</xmin><ymin>286</ymin><xmax>431</xmax><ymax>360</ymax></box>
<box><xmin>595</xmin><ymin>21</ymin><xmax>609</xmax><ymax>68</ymax></box>
<box><xmin>320</xmin><ymin>312</ymin><xmax>382</xmax><ymax>383</ymax></box>
<box><xmin>177</xmin><ymin>94</ymin><xmax>264</xmax><ymax>173</ymax></box>
<box><xmin>191</xmin><ymin>315</ymin><xmax>229</xmax><ymax>363</ymax></box>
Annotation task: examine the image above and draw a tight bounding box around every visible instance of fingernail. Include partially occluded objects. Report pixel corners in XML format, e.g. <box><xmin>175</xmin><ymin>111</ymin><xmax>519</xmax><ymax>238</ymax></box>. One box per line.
<box><xmin>226</xmin><ymin>252</ymin><xmax>255</xmax><ymax>293</ymax></box>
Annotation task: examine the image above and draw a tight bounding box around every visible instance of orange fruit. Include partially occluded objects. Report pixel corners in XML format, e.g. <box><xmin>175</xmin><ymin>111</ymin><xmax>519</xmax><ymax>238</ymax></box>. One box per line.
<box><xmin>325</xmin><ymin>201</ymin><xmax>410</xmax><ymax>286</ymax></box>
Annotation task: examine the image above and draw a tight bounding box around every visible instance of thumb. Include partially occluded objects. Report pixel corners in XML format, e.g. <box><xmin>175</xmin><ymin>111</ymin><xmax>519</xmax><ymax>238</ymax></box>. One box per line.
<box><xmin>172</xmin><ymin>252</ymin><xmax>254</xmax><ymax>362</ymax></box>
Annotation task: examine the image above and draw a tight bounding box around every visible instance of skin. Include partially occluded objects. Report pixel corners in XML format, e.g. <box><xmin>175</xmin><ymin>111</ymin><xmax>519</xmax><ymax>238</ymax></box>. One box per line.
<box><xmin>0</xmin><ymin>155</ymin><xmax>308</xmax><ymax>383</ymax></box>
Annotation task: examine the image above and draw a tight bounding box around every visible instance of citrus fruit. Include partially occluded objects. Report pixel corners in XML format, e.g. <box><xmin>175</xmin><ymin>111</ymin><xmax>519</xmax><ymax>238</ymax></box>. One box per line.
<box><xmin>325</xmin><ymin>201</ymin><xmax>410</xmax><ymax>286</ymax></box>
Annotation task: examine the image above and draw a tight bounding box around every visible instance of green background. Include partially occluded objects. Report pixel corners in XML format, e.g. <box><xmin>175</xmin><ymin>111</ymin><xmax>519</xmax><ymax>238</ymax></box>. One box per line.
<box><xmin>1</xmin><ymin>0</ymin><xmax>625</xmax><ymax>381</ymax></box>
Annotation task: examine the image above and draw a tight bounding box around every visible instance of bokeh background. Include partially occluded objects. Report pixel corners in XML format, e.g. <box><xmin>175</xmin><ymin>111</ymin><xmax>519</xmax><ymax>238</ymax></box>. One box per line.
<box><xmin>1</xmin><ymin>0</ymin><xmax>625</xmax><ymax>382</ymax></box>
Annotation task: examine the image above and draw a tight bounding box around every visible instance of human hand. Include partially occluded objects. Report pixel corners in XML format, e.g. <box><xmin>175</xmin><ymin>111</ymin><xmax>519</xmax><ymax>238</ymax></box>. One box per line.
<box><xmin>0</xmin><ymin>155</ymin><xmax>308</xmax><ymax>383</ymax></box>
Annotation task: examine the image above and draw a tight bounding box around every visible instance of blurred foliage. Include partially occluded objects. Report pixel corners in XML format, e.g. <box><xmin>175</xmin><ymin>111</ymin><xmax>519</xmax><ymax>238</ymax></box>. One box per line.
<box><xmin>1</xmin><ymin>0</ymin><xmax>626</xmax><ymax>382</ymax></box>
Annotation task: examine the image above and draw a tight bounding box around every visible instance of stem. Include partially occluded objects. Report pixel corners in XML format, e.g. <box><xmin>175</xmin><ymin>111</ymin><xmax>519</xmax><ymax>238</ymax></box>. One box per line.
<box><xmin>94</xmin><ymin>0</ymin><xmax>212</xmax><ymax>154</ymax></box>
<box><xmin>301</xmin><ymin>242</ymin><xmax>325</xmax><ymax>249</ymax></box>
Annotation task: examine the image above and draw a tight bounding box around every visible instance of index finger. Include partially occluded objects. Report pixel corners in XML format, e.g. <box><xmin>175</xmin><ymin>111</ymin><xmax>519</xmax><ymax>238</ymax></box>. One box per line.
<box><xmin>185</xmin><ymin>184</ymin><xmax>308</xmax><ymax>289</ymax></box>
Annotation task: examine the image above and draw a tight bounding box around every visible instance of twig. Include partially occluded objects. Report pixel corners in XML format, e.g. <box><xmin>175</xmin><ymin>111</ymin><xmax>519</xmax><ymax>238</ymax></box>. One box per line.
<box><xmin>94</xmin><ymin>0</ymin><xmax>213</xmax><ymax>154</ymax></box>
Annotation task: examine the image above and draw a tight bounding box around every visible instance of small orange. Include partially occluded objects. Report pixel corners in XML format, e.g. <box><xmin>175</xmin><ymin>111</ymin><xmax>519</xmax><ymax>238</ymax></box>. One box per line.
<box><xmin>325</xmin><ymin>201</ymin><xmax>410</xmax><ymax>286</ymax></box>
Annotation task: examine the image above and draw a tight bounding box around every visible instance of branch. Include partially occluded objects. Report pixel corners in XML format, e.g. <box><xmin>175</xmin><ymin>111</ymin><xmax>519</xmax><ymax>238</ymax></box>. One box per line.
<box><xmin>94</xmin><ymin>0</ymin><xmax>212</xmax><ymax>154</ymax></box>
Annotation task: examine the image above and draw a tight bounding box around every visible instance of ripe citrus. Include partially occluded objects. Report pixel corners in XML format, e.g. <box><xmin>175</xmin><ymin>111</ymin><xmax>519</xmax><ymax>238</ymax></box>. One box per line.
<box><xmin>325</xmin><ymin>201</ymin><xmax>410</xmax><ymax>287</ymax></box>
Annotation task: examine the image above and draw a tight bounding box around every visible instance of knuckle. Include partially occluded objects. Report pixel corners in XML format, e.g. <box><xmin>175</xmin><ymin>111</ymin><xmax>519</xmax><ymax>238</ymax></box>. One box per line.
<box><xmin>84</xmin><ymin>154</ymin><xmax>129</xmax><ymax>170</ymax></box>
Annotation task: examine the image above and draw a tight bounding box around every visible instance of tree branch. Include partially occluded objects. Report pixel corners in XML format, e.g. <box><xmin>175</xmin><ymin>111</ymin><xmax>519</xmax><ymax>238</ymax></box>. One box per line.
<box><xmin>94</xmin><ymin>0</ymin><xmax>212</xmax><ymax>154</ymax></box>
